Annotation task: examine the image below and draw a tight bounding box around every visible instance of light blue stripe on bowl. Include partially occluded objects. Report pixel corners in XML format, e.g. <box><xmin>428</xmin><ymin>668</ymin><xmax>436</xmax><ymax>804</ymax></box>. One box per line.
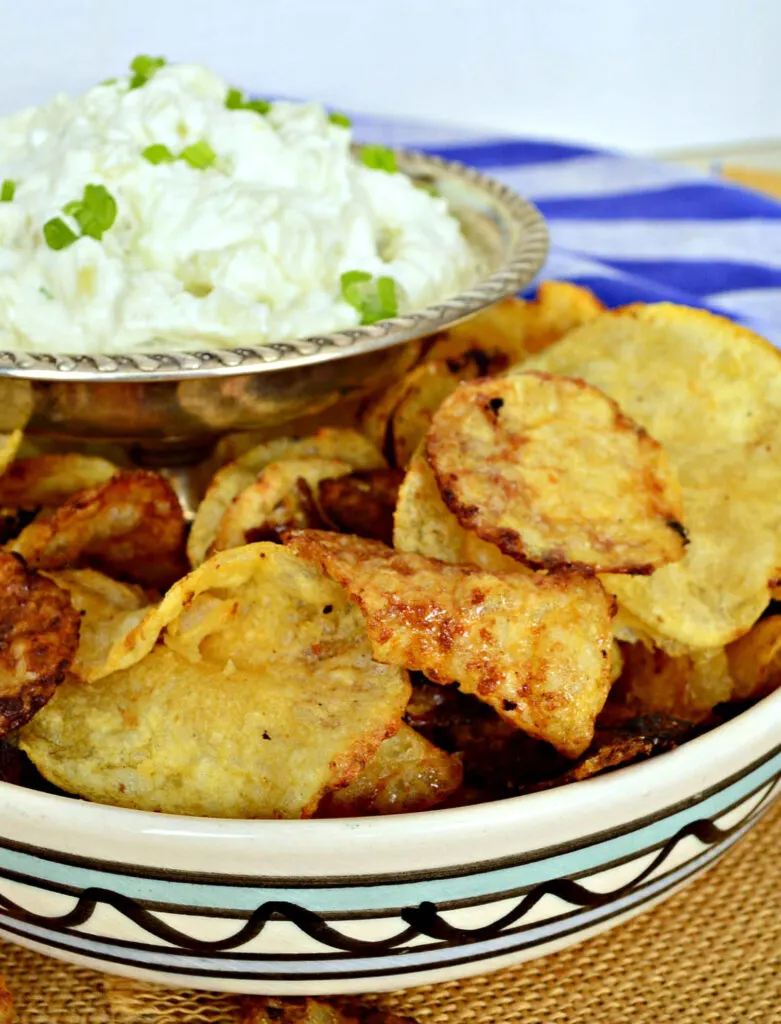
<box><xmin>0</xmin><ymin>753</ymin><xmax>777</xmax><ymax>915</ymax></box>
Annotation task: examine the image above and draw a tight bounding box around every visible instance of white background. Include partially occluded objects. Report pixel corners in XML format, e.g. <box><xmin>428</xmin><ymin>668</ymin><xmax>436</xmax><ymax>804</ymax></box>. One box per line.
<box><xmin>2</xmin><ymin>0</ymin><xmax>779</xmax><ymax>152</ymax></box>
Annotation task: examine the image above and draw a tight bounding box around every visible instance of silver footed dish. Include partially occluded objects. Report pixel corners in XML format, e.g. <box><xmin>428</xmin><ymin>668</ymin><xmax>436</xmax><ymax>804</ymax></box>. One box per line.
<box><xmin>0</xmin><ymin>150</ymin><xmax>548</xmax><ymax>453</ymax></box>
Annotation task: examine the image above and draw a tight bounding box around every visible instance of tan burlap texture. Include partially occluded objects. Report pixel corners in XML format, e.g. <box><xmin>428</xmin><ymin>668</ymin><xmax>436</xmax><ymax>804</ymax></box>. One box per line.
<box><xmin>0</xmin><ymin>799</ymin><xmax>778</xmax><ymax>1024</ymax></box>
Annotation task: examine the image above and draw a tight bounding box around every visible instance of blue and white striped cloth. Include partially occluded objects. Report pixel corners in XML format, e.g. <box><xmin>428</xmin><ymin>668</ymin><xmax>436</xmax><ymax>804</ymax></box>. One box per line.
<box><xmin>351</xmin><ymin>114</ymin><xmax>781</xmax><ymax>346</ymax></box>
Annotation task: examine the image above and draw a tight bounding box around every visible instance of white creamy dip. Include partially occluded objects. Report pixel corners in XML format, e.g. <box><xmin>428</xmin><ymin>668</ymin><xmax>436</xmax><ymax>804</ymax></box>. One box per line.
<box><xmin>0</xmin><ymin>60</ymin><xmax>473</xmax><ymax>353</ymax></box>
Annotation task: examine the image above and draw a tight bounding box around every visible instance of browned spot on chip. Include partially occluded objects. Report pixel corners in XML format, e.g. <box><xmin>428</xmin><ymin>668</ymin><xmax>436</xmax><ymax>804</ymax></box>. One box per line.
<box><xmin>427</xmin><ymin>372</ymin><xmax>686</xmax><ymax>574</ymax></box>
<box><xmin>318</xmin><ymin>468</ymin><xmax>404</xmax><ymax>545</ymax></box>
<box><xmin>0</xmin><ymin>550</ymin><xmax>80</xmax><ymax>735</ymax></box>
<box><xmin>284</xmin><ymin>530</ymin><xmax>614</xmax><ymax>757</ymax></box>
<box><xmin>10</xmin><ymin>470</ymin><xmax>187</xmax><ymax>591</ymax></box>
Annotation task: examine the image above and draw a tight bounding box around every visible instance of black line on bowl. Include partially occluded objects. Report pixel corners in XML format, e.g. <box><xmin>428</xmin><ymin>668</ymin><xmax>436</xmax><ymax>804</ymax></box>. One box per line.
<box><xmin>0</xmin><ymin>742</ymin><xmax>777</xmax><ymax>888</ymax></box>
<box><xmin>0</xmin><ymin>772</ymin><xmax>773</xmax><ymax>924</ymax></box>
<box><xmin>0</xmin><ymin>777</ymin><xmax>772</xmax><ymax>959</ymax></box>
<box><xmin>0</xmin><ymin>793</ymin><xmax>762</xmax><ymax>965</ymax></box>
<box><xmin>0</xmin><ymin>834</ymin><xmax>745</xmax><ymax>981</ymax></box>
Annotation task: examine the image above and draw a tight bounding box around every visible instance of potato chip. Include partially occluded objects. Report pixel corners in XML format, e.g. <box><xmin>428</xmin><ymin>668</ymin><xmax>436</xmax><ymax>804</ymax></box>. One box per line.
<box><xmin>0</xmin><ymin>431</ymin><xmax>22</xmax><ymax>478</ymax></box>
<box><xmin>422</xmin><ymin>297</ymin><xmax>528</xmax><ymax>372</ymax></box>
<box><xmin>394</xmin><ymin>445</ymin><xmax>519</xmax><ymax>571</ymax></box>
<box><xmin>0</xmin><ymin>550</ymin><xmax>80</xmax><ymax>735</ymax></box>
<box><xmin>318</xmin><ymin>723</ymin><xmax>463</xmax><ymax>816</ymax></box>
<box><xmin>427</xmin><ymin>372</ymin><xmax>685</xmax><ymax>574</ymax></box>
<box><xmin>11</xmin><ymin>470</ymin><xmax>187</xmax><ymax>591</ymax></box>
<box><xmin>358</xmin><ymin>360</ymin><xmax>477</xmax><ymax>468</ymax></box>
<box><xmin>46</xmin><ymin>569</ymin><xmax>151</xmax><ymax>682</ymax></box>
<box><xmin>421</xmin><ymin>284</ymin><xmax>603</xmax><ymax>373</ymax></box>
<box><xmin>615</xmin><ymin>642</ymin><xmax>733</xmax><ymax>721</ymax></box>
<box><xmin>242</xmin><ymin>998</ymin><xmax>415</xmax><ymax>1024</ymax></box>
<box><xmin>0</xmin><ymin>454</ymin><xmax>117</xmax><ymax>508</ymax></box>
<box><xmin>726</xmin><ymin>616</ymin><xmax>781</xmax><ymax>701</ymax></box>
<box><xmin>21</xmin><ymin>544</ymin><xmax>410</xmax><ymax>818</ymax></box>
<box><xmin>284</xmin><ymin>531</ymin><xmax>615</xmax><ymax>757</ymax></box>
<box><xmin>209</xmin><ymin>458</ymin><xmax>352</xmax><ymax>555</ymax></box>
<box><xmin>188</xmin><ymin>429</ymin><xmax>384</xmax><ymax>567</ymax></box>
<box><xmin>319</xmin><ymin>468</ymin><xmax>404</xmax><ymax>545</ymax></box>
<box><xmin>388</xmin><ymin>361</ymin><xmax>477</xmax><ymax>469</ymax></box>
<box><xmin>525</xmin><ymin>304</ymin><xmax>781</xmax><ymax>648</ymax></box>
<box><xmin>520</xmin><ymin>280</ymin><xmax>605</xmax><ymax>356</ymax></box>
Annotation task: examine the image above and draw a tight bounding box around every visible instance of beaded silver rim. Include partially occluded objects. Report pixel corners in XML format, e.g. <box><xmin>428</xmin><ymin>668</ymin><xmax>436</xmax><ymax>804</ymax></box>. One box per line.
<box><xmin>0</xmin><ymin>150</ymin><xmax>548</xmax><ymax>382</ymax></box>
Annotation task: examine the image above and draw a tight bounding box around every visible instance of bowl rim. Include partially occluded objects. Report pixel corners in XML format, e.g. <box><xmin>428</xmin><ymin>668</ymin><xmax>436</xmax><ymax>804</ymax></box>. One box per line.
<box><xmin>0</xmin><ymin>150</ymin><xmax>549</xmax><ymax>383</ymax></box>
<box><xmin>4</xmin><ymin>685</ymin><xmax>780</xmax><ymax>848</ymax></box>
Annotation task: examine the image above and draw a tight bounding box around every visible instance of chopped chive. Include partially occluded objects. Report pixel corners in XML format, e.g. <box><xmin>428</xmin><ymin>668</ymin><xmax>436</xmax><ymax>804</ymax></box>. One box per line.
<box><xmin>43</xmin><ymin>218</ymin><xmax>78</xmax><ymax>250</ymax></box>
<box><xmin>56</xmin><ymin>184</ymin><xmax>118</xmax><ymax>245</ymax></box>
<box><xmin>341</xmin><ymin>270</ymin><xmax>399</xmax><ymax>325</ymax></box>
<box><xmin>73</xmin><ymin>184</ymin><xmax>117</xmax><ymax>240</ymax></box>
<box><xmin>179</xmin><ymin>140</ymin><xmax>217</xmax><ymax>170</ymax></box>
<box><xmin>225</xmin><ymin>87</ymin><xmax>244</xmax><ymax>110</ymax></box>
<box><xmin>225</xmin><ymin>88</ymin><xmax>270</xmax><ymax>116</ymax></box>
<box><xmin>100</xmin><ymin>77</ymin><xmax>118</xmax><ymax>86</ymax></box>
<box><xmin>360</xmin><ymin>145</ymin><xmax>398</xmax><ymax>174</ymax></box>
<box><xmin>142</xmin><ymin>143</ymin><xmax>176</xmax><ymax>164</ymax></box>
<box><xmin>329</xmin><ymin>111</ymin><xmax>351</xmax><ymax>129</ymax></box>
<box><xmin>0</xmin><ymin>180</ymin><xmax>16</xmax><ymax>203</ymax></box>
<box><xmin>244</xmin><ymin>98</ymin><xmax>271</xmax><ymax>115</ymax></box>
<box><xmin>38</xmin><ymin>285</ymin><xmax>53</xmax><ymax>299</ymax></box>
<box><xmin>129</xmin><ymin>54</ymin><xmax>166</xmax><ymax>90</ymax></box>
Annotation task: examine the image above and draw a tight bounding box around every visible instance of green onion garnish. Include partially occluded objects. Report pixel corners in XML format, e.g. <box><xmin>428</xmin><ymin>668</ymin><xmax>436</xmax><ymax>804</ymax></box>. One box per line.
<box><xmin>100</xmin><ymin>77</ymin><xmax>118</xmax><ymax>87</ymax></box>
<box><xmin>43</xmin><ymin>218</ymin><xmax>78</xmax><ymax>250</ymax></box>
<box><xmin>340</xmin><ymin>270</ymin><xmax>399</xmax><ymax>325</ymax></box>
<box><xmin>179</xmin><ymin>140</ymin><xmax>217</xmax><ymax>170</ymax></box>
<box><xmin>225</xmin><ymin>88</ymin><xmax>244</xmax><ymax>110</ymax></box>
<box><xmin>142</xmin><ymin>143</ymin><xmax>176</xmax><ymax>165</ymax></box>
<box><xmin>63</xmin><ymin>184</ymin><xmax>117</xmax><ymax>241</ymax></box>
<box><xmin>360</xmin><ymin>145</ymin><xmax>398</xmax><ymax>174</ymax></box>
<box><xmin>224</xmin><ymin>88</ymin><xmax>270</xmax><ymax>116</ymax></box>
<box><xmin>128</xmin><ymin>55</ymin><xmax>166</xmax><ymax>90</ymax></box>
<box><xmin>0</xmin><ymin>180</ymin><xmax>16</xmax><ymax>203</ymax></box>
<box><xmin>329</xmin><ymin>112</ymin><xmax>351</xmax><ymax>129</ymax></box>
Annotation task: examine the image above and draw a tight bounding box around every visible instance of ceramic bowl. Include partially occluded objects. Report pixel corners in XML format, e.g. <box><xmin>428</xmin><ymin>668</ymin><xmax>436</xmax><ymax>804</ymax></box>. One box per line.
<box><xmin>0</xmin><ymin>688</ymin><xmax>777</xmax><ymax>995</ymax></box>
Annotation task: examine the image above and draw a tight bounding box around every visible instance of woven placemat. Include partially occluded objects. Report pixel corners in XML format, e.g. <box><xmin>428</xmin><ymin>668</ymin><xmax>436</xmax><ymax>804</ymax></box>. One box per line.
<box><xmin>0</xmin><ymin>800</ymin><xmax>779</xmax><ymax>1024</ymax></box>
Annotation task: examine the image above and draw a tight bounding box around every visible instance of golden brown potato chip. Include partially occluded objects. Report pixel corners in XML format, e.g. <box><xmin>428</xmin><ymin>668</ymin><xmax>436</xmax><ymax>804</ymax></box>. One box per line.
<box><xmin>0</xmin><ymin>454</ymin><xmax>117</xmax><ymax>508</ymax></box>
<box><xmin>188</xmin><ymin>429</ymin><xmax>384</xmax><ymax>567</ymax></box>
<box><xmin>423</xmin><ymin>297</ymin><xmax>528</xmax><ymax>372</ymax></box>
<box><xmin>389</xmin><ymin>361</ymin><xmax>479</xmax><ymax>469</ymax></box>
<box><xmin>525</xmin><ymin>304</ymin><xmax>781</xmax><ymax>648</ymax></box>
<box><xmin>11</xmin><ymin>470</ymin><xmax>187</xmax><ymax>591</ymax></box>
<box><xmin>319</xmin><ymin>468</ymin><xmax>404</xmax><ymax>546</ymax></box>
<box><xmin>284</xmin><ymin>531</ymin><xmax>615</xmax><ymax>757</ymax></box>
<box><xmin>0</xmin><ymin>432</ymin><xmax>22</xmax><ymax>478</ymax></box>
<box><xmin>21</xmin><ymin>544</ymin><xmax>410</xmax><ymax>818</ymax></box>
<box><xmin>520</xmin><ymin>280</ymin><xmax>605</xmax><ymax>356</ymax></box>
<box><xmin>0</xmin><ymin>551</ymin><xmax>80</xmax><ymax>735</ymax></box>
<box><xmin>318</xmin><ymin>723</ymin><xmax>463</xmax><ymax>816</ymax></box>
<box><xmin>427</xmin><ymin>372</ymin><xmax>685</xmax><ymax>574</ymax></box>
<box><xmin>615</xmin><ymin>642</ymin><xmax>733</xmax><ymax>721</ymax></box>
<box><xmin>422</xmin><ymin>284</ymin><xmax>603</xmax><ymax>373</ymax></box>
<box><xmin>46</xmin><ymin>569</ymin><xmax>151</xmax><ymax>682</ymax></box>
<box><xmin>393</xmin><ymin>445</ymin><xmax>519</xmax><ymax>571</ymax></box>
<box><xmin>209</xmin><ymin>458</ymin><xmax>352</xmax><ymax>555</ymax></box>
<box><xmin>359</xmin><ymin>361</ymin><xmax>477</xmax><ymax>467</ymax></box>
<box><xmin>726</xmin><ymin>616</ymin><xmax>781</xmax><ymax>701</ymax></box>
<box><xmin>242</xmin><ymin>998</ymin><xmax>415</xmax><ymax>1024</ymax></box>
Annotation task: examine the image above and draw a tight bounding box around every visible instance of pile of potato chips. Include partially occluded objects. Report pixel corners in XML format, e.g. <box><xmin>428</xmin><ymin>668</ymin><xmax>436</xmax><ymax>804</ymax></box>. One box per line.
<box><xmin>2</xmin><ymin>282</ymin><xmax>780</xmax><ymax>819</ymax></box>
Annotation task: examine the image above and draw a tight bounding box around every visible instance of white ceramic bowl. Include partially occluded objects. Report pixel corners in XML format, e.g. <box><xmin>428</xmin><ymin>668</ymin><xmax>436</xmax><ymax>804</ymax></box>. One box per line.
<box><xmin>0</xmin><ymin>688</ymin><xmax>778</xmax><ymax>994</ymax></box>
